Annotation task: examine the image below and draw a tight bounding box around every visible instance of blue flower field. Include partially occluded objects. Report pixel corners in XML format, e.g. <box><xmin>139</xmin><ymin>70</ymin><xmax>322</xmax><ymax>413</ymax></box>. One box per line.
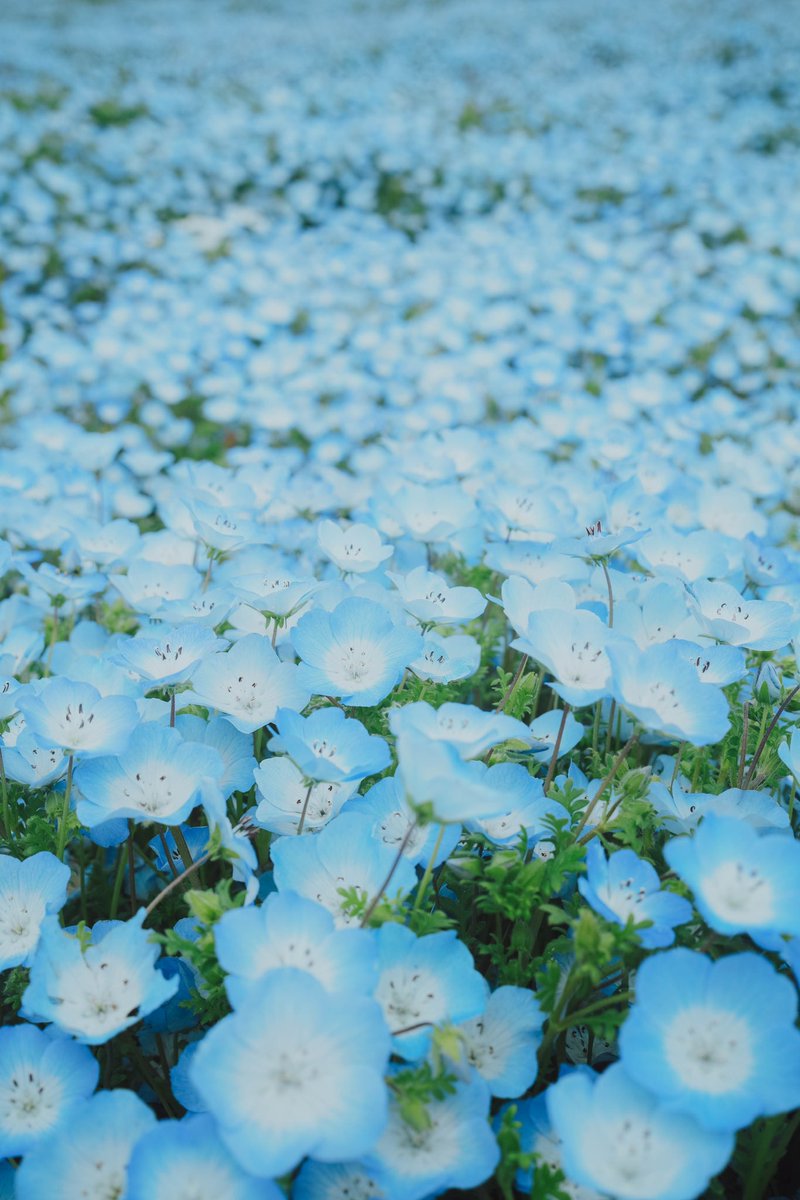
<box><xmin>1</xmin><ymin>1</ymin><xmax>800</xmax><ymax>1197</ymax></box>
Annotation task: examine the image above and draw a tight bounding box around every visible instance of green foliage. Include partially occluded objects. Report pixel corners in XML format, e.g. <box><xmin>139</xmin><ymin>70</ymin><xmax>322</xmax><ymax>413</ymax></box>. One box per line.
<box><xmin>388</xmin><ymin>1061</ymin><xmax>457</xmax><ymax>1133</ymax></box>
<box><xmin>156</xmin><ymin>878</ymin><xmax>244</xmax><ymax>1023</ymax></box>
<box><xmin>495</xmin><ymin>1105</ymin><xmax>536</xmax><ymax>1200</ymax></box>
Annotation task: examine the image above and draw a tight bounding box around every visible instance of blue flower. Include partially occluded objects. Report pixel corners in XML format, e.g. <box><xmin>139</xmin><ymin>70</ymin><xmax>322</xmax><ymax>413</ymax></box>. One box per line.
<box><xmin>15</xmin><ymin>1089</ymin><xmax>155</xmax><ymax>1200</ymax></box>
<box><xmin>396</xmin><ymin>731</ymin><xmax>536</xmax><ymax>824</ymax></box>
<box><xmin>0</xmin><ymin>1024</ymin><xmax>98</xmax><ymax>1157</ymax></box>
<box><xmin>22</xmin><ymin>911</ymin><xmax>179</xmax><ymax>1044</ymax></box>
<box><xmin>620</xmin><ymin>949</ymin><xmax>800</xmax><ymax>1132</ymax></box>
<box><xmin>607</xmin><ymin>640</ymin><xmax>730</xmax><ymax>746</ymax></box>
<box><xmin>388</xmin><ymin>700</ymin><xmax>530</xmax><ymax>759</ymax></box>
<box><xmin>111</xmin><ymin>622</ymin><xmax>226</xmax><ymax>686</ymax></box>
<box><xmin>269</xmin><ymin>705</ymin><xmax>391</xmax><ymax>782</ymax></box>
<box><xmin>373</xmin><ymin>924</ymin><xmax>487</xmax><ymax>1061</ymax></box>
<box><xmin>459</xmin><ymin>985</ymin><xmax>544</xmax><ymax>1097</ymax></box>
<box><xmin>16</xmin><ymin>678</ymin><xmax>139</xmax><ymax>757</ymax></box>
<box><xmin>190</xmin><ymin>968</ymin><xmax>391</xmax><ymax>1177</ymax></box>
<box><xmin>511</xmin><ymin>609</ymin><xmax>616</xmax><ymax>708</ymax></box>
<box><xmin>126</xmin><ymin>1113</ymin><xmax>283</xmax><ymax>1200</ymax></box>
<box><xmin>578</xmin><ymin>843</ymin><xmax>692</xmax><ymax>949</ymax></box>
<box><xmin>547</xmin><ymin>1063</ymin><xmax>733</xmax><ymax>1200</ymax></box>
<box><xmin>75</xmin><ymin>723</ymin><xmax>223</xmax><ymax>827</ymax></box>
<box><xmin>363</xmin><ymin>1074</ymin><xmax>499</xmax><ymax>1200</ymax></box>
<box><xmin>215</xmin><ymin>890</ymin><xmax>377</xmax><ymax>1006</ymax></box>
<box><xmin>293</xmin><ymin>597</ymin><xmax>422</xmax><ymax>706</ymax></box>
<box><xmin>0</xmin><ymin>851</ymin><xmax>70</xmax><ymax>970</ymax></box>
<box><xmin>188</xmin><ymin>633</ymin><xmax>310</xmax><ymax>734</ymax></box>
<box><xmin>408</xmin><ymin>631</ymin><xmax>481</xmax><ymax>684</ymax></box>
<box><xmin>254</xmin><ymin>755</ymin><xmax>355</xmax><ymax>835</ymax></box>
<box><xmin>293</xmin><ymin>1160</ymin><xmax>390</xmax><ymax>1200</ymax></box>
<box><xmin>347</xmin><ymin>775</ymin><xmax>460</xmax><ymax>867</ymax></box>
<box><xmin>271</xmin><ymin>812</ymin><xmax>418</xmax><ymax>926</ymax></box>
<box><xmin>664</xmin><ymin>814</ymin><xmax>800</xmax><ymax>941</ymax></box>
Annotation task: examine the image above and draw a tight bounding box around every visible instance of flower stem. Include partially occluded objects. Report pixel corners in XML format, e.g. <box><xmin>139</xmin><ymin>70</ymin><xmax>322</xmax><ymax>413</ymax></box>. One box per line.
<box><xmin>575</xmin><ymin>732</ymin><xmax>638</xmax><ymax>841</ymax></box>
<box><xmin>0</xmin><ymin>747</ymin><xmax>11</xmax><ymax>841</ymax></box>
<box><xmin>744</xmin><ymin>682</ymin><xmax>800</xmax><ymax>789</ymax></box>
<box><xmin>496</xmin><ymin>654</ymin><xmax>528</xmax><ymax>713</ymax></box>
<box><xmin>144</xmin><ymin>852</ymin><xmax>211</xmax><ymax>920</ymax></box>
<box><xmin>55</xmin><ymin>755</ymin><xmax>74</xmax><ymax>861</ymax></box>
<box><xmin>411</xmin><ymin>824</ymin><xmax>446</xmax><ymax>916</ymax></box>
<box><xmin>543</xmin><ymin>704</ymin><xmax>571</xmax><ymax>793</ymax></box>
<box><xmin>171</xmin><ymin>826</ymin><xmax>195</xmax><ymax>873</ymax></box>
<box><xmin>360</xmin><ymin>821</ymin><xmax>417</xmax><ymax>927</ymax></box>
<box><xmin>296</xmin><ymin>783</ymin><xmax>314</xmax><ymax>836</ymax></box>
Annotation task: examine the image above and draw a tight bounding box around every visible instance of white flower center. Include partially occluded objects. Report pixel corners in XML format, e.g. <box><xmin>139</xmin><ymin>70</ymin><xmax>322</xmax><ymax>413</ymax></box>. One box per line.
<box><xmin>665</xmin><ymin>1005</ymin><xmax>753</xmax><ymax>1092</ymax></box>
<box><xmin>702</xmin><ymin>860</ymin><xmax>775</xmax><ymax>924</ymax></box>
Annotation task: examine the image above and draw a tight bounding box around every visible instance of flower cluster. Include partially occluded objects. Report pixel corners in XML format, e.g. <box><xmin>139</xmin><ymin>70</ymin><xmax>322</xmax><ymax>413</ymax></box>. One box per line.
<box><xmin>2</xmin><ymin>0</ymin><xmax>800</xmax><ymax>1198</ymax></box>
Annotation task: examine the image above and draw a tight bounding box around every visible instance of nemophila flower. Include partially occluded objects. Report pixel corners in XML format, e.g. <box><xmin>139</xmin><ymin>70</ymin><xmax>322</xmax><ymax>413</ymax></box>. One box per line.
<box><xmin>112</xmin><ymin>560</ymin><xmax>201</xmax><ymax>615</ymax></box>
<box><xmin>608</xmin><ymin>639</ymin><xmax>729</xmax><ymax>746</ymax></box>
<box><xmin>14</xmin><ymin>1088</ymin><xmax>156</xmax><ymax>1200</ymax></box>
<box><xmin>75</xmin><ymin>724</ymin><xmax>223</xmax><ymax>827</ymax></box>
<box><xmin>635</xmin><ymin>526</ymin><xmax>728</xmax><ymax>582</ymax></box>
<box><xmin>778</xmin><ymin>728</ymin><xmax>800</xmax><ymax>784</ymax></box>
<box><xmin>1</xmin><ymin>732</ymin><xmax>68</xmax><ymax>787</ymax></box>
<box><xmin>525</xmin><ymin>708</ymin><xmax>585</xmax><ymax>763</ymax></box>
<box><xmin>254</xmin><ymin>755</ymin><xmax>355</xmax><ymax>835</ymax></box>
<box><xmin>557</xmin><ymin>520</ymin><xmax>646</xmax><ymax>561</ymax></box>
<box><xmin>175</xmin><ymin>713</ymin><xmax>257</xmax><ymax>797</ymax></box>
<box><xmin>170</xmin><ymin>1041</ymin><xmax>205</xmax><ymax>1113</ymax></box>
<box><xmin>127</xmin><ymin>1113</ymin><xmax>283</xmax><ymax>1200</ymax></box>
<box><xmin>0</xmin><ymin>673</ymin><xmax>19</xmax><ymax>720</ymax></box>
<box><xmin>293</xmin><ymin>1160</ymin><xmax>390</xmax><ymax>1200</ymax></box>
<box><xmin>374</xmin><ymin>924</ymin><xmax>486</xmax><ymax>1060</ymax></box>
<box><xmin>67</xmin><ymin>517</ymin><xmax>141</xmax><ymax>567</ymax></box>
<box><xmin>578</xmin><ymin>843</ymin><xmax>691</xmax><ymax>949</ymax></box>
<box><xmin>486</xmin><ymin>541</ymin><xmax>589</xmax><ymax>587</ymax></box>
<box><xmin>690</xmin><ymin>580</ymin><xmax>794</xmax><ymax>651</ymax></box>
<box><xmin>670</xmin><ymin>638</ymin><xmax>747</xmax><ymax>687</ymax></box>
<box><xmin>459</xmin><ymin>985</ymin><xmax>544</xmax><ymax>1097</ymax></box>
<box><xmin>271</xmin><ymin>812</ymin><xmax>417</xmax><ymax>925</ymax></box>
<box><xmin>363</xmin><ymin>1074</ymin><xmax>499</xmax><ymax>1200</ymax></box>
<box><xmin>500</xmin><ymin>575</ymin><xmax>577</xmax><ymax>639</ymax></box>
<box><xmin>293</xmin><ymin>596</ymin><xmax>421</xmax><ymax>706</ymax></box>
<box><xmin>388</xmin><ymin>700</ymin><xmax>530</xmax><ymax>759</ymax></box>
<box><xmin>408</xmin><ymin>631</ymin><xmax>480</xmax><ymax>683</ymax></box>
<box><xmin>23</xmin><ymin>911</ymin><xmax>178</xmax><ymax>1044</ymax></box>
<box><xmin>269</xmin><ymin>705</ymin><xmax>391</xmax><ymax>783</ymax></box>
<box><xmin>388</xmin><ymin>566</ymin><xmax>485</xmax><ymax>625</ymax></box>
<box><xmin>190</xmin><ymin>969</ymin><xmax>391</xmax><ymax>1177</ymax></box>
<box><xmin>0</xmin><ymin>851</ymin><xmax>70</xmax><ymax>971</ymax></box>
<box><xmin>468</xmin><ymin>769</ymin><xmax>568</xmax><ymax>848</ymax></box>
<box><xmin>620</xmin><ymin>949</ymin><xmax>800</xmax><ymax>1133</ymax></box>
<box><xmin>233</xmin><ymin>577</ymin><xmax>318</xmax><ymax>628</ymax></box>
<box><xmin>387</xmin><ymin>483</ymin><xmax>478</xmax><ymax>545</ymax></box>
<box><xmin>511</xmin><ymin>609</ymin><xmax>616</xmax><ymax>707</ymax></box>
<box><xmin>649</xmin><ymin>782</ymin><xmax>790</xmax><ymax>836</ymax></box>
<box><xmin>0</xmin><ymin>1024</ymin><xmax>99</xmax><ymax>1157</ymax></box>
<box><xmin>664</xmin><ymin>814</ymin><xmax>800</xmax><ymax>941</ymax></box>
<box><xmin>348</xmin><ymin>775</ymin><xmax>460</xmax><ymax>867</ymax></box>
<box><xmin>547</xmin><ymin>1063</ymin><xmax>734</xmax><ymax>1200</ymax></box>
<box><xmin>187</xmin><ymin>633</ymin><xmax>310</xmax><ymax>734</ymax></box>
<box><xmin>215</xmin><ymin>890</ymin><xmax>377</xmax><ymax>1006</ymax></box>
<box><xmin>318</xmin><ymin>519</ymin><xmax>394</xmax><ymax>574</ymax></box>
<box><xmin>155</xmin><ymin>585</ymin><xmax>239</xmax><ymax>627</ymax></box>
<box><xmin>16</xmin><ymin>678</ymin><xmax>139</xmax><ymax>757</ymax></box>
<box><xmin>499</xmin><ymin>1089</ymin><xmax>602</xmax><ymax>1199</ymax></box>
<box><xmin>112</xmin><ymin>622</ymin><xmax>226</xmax><ymax>685</ymax></box>
<box><xmin>148</xmin><ymin>825</ymin><xmax>208</xmax><ymax>873</ymax></box>
<box><xmin>396</xmin><ymin>730</ymin><xmax>530</xmax><ymax>824</ymax></box>
<box><xmin>190</xmin><ymin>500</ymin><xmax>268</xmax><ymax>554</ymax></box>
<box><xmin>22</xmin><ymin>561</ymin><xmax>107</xmax><ymax>605</ymax></box>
